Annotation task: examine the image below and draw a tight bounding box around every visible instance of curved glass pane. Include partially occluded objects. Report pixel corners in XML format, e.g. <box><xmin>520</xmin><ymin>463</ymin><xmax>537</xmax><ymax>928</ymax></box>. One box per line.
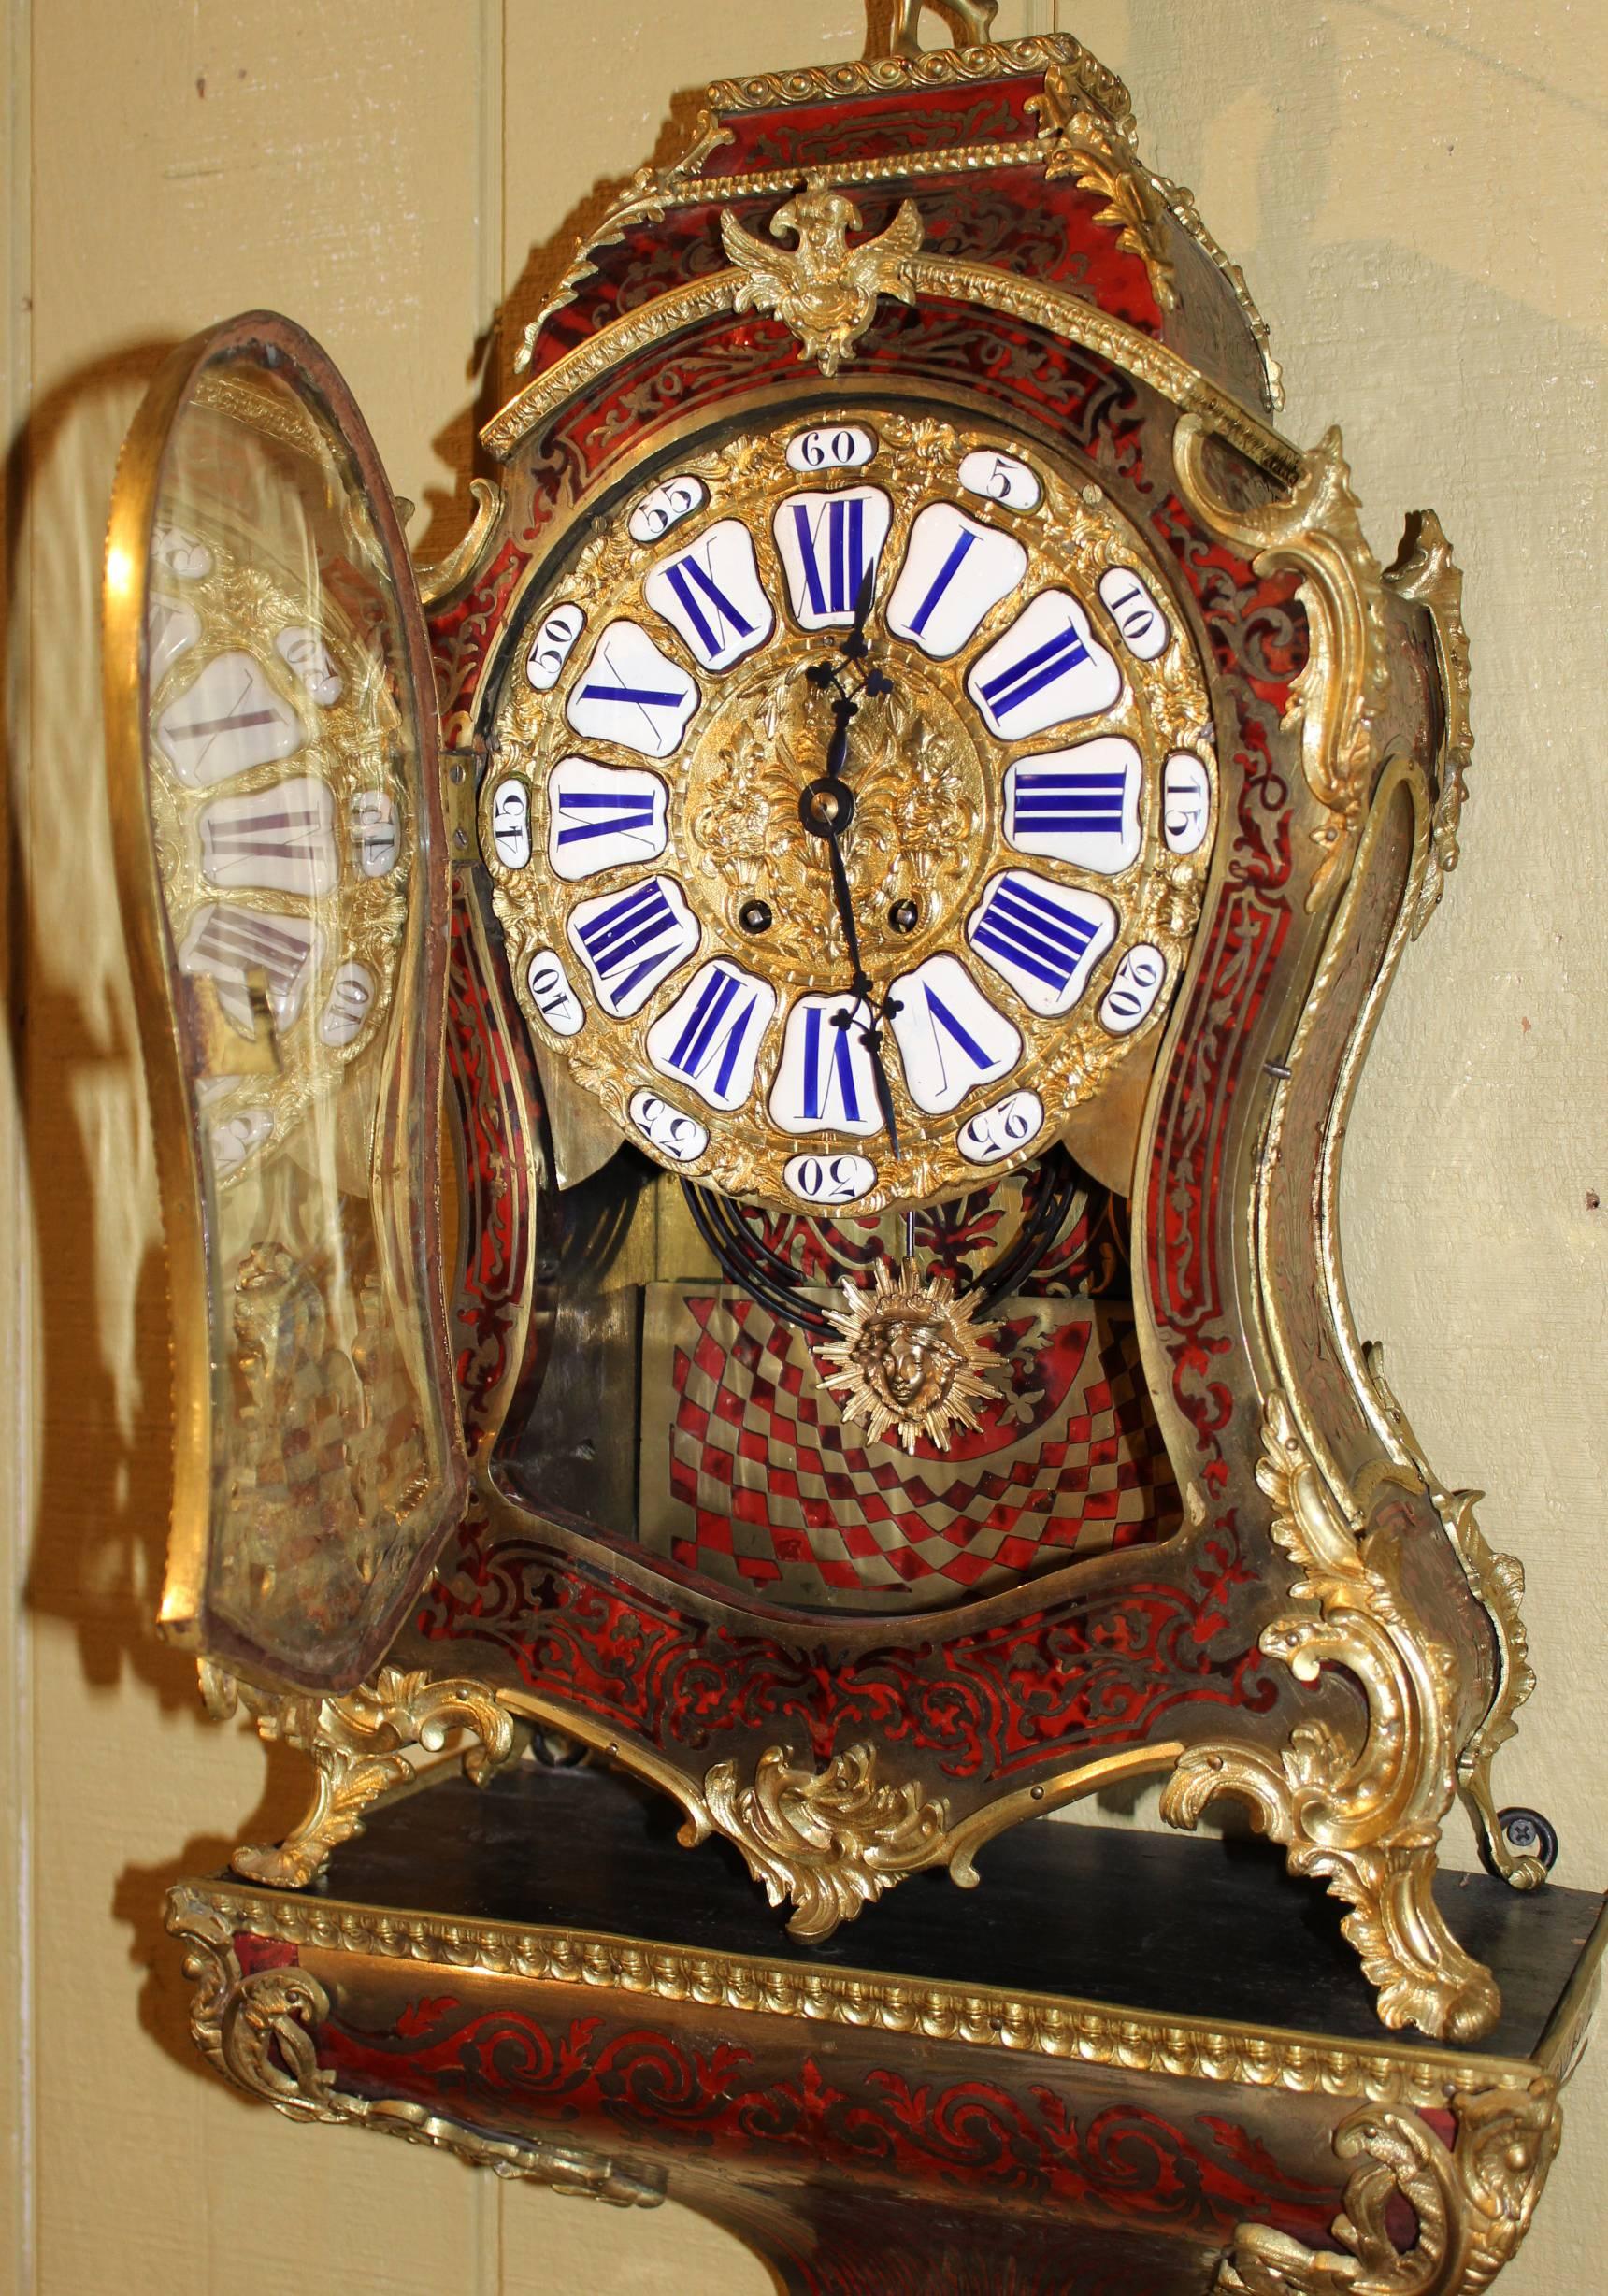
<box><xmin>107</xmin><ymin>314</ymin><xmax>465</xmax><ymax>1688</ymax></box>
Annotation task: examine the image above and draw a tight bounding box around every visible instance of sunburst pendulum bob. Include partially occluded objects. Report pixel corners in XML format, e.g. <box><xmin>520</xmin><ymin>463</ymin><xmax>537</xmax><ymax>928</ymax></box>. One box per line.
<box><xmin>818</xmin><ymin>1257</ymin><xmax>1001</xmax><ymax>1452</ymax></box>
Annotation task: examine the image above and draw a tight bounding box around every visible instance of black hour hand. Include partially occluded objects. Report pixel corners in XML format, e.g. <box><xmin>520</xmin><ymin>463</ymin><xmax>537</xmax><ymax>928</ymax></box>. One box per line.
<box><xmin>858</xmin><ymin>1008</ymin><xmax>902</xmax><ymax>1157</ymax></box>
<box><xmin>830</xmin><ymin>995</ymin><xmax>901</xmax><ymax>1160</ymax></box>
<box><xmin>815</xmin><ymin>818</ymin><xmax>900</xmax><ymax>1157</ymax></box>
<box><xmin>843</xmin><ymin>559</ymin><xmax>876</xmax><ymax>661</ymax></box>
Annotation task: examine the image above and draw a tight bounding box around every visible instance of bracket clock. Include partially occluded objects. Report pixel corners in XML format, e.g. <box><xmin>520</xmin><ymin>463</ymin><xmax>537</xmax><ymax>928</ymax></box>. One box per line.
<box><xmin>104</xmin><ymin>6</ymin><xmax>1593</xmax><ymax>2288</ymax></box>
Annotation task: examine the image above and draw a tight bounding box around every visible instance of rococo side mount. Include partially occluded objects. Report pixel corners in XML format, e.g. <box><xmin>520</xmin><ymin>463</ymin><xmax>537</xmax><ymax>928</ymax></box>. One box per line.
<box><xmin>106</xmin><ymin>0</ymin><xmax>1545</xmax><ymax>2127</ymax></box>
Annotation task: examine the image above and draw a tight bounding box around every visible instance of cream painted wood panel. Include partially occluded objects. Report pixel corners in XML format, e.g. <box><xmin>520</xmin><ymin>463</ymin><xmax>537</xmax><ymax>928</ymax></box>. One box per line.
<box><xmin>5</xmin><ymin>3</ymin><xmax>1603</xmax><ymax>2292</ymax></box>
<box><xmin>17</xmin><ymin>1</ymin><xmax>495</xmax><ymax>2289</ymax></box>
<box><xmin>3</xmin><ymin>14</ymin><xmax>36</xmax><ymax>2296</ymax></box>
<box><xmin>1067</xmin><ymin>9</ymin><xmax>1608</xmax><ymax>2290</ymax></box>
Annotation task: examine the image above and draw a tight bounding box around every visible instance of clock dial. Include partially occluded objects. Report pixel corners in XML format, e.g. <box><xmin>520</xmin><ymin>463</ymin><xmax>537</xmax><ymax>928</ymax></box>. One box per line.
<box><xmin>647</xmin><ymin>958</ymin><xmax>778</xmax><ymax>1112</ymax></box>
<box><xmin>965</xmin><ymin>590</ymin><xmax>1123</xmax><ymax>739</ymax></box>
<box><xmin>196</xmin><ymin>775</ymin><xmax>340</xmax><ymax>896</ymax></box>
<box><xmin>1163</xmin><ymin>751</ymin><xmax>1213</xmax><ymax>854</ymax></box>
<box><xmin>967</xmin><ymin>870</ymin><xmax>1118</xmax><ymax>1018</ymax></box>
<box><xmin>483</xmin><ymin>407</ymin><xmax>1217</xmax><ymax>1212</ymax></box>
<box><xmin>565</xmin><ymin>621</ymin><xmax>699</xmax><ymax>757</ymax></box>
<box><xmin>884</xmin><ymin>502</ymin><xmax>1028</xmax><ymax>660</ymax></box>
<box><xmin>155</xmin><ymin>649</ymin><xmax>309</xmax><ymax>784</ymax></box>
<box><xmin>1001</xmin><ymin>737</ymin><xmax>1143</xmax><ymax>872</ymax></box>
<box><xmin>768</xmin><ymin>992</ymin><xmax>890</xmax><ymax>1139</ymax></box>
<box><xmin>567</xmin><ymin>872</ymin><xmax>701</xmax><ymax>1017</ymax></box>
<box><xmin>886</xmin><ymin>953</ymin><xmax>1022</xmax><ymax>1115</ymax></box>
<box><xmin>643</xmin><ymin>518</ymin><xmax>774</xmax><ymax>670</ymax></box>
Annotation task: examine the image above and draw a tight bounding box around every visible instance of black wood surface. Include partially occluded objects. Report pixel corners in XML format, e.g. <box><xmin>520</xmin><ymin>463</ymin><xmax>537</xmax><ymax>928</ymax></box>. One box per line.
<box><xmin>294</xmin><ymin>1758</ymin><xmax>1601</xmax><ymax>2061</ymax></box>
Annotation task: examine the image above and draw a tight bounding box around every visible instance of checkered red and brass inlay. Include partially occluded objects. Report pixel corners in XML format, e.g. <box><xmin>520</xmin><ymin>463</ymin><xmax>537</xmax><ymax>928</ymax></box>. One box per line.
<box><xmin>639</xmin><ymin>1287</ymin><xmax>1179</xmax><ymax>1612</ymax></box>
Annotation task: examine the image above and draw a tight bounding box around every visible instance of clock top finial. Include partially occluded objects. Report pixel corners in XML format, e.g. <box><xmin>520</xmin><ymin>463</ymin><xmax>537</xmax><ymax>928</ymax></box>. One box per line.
<box><xmin>879</xmin><ymin>0</ymin><xmax>1000</xmax><ymax>61</ymax></box>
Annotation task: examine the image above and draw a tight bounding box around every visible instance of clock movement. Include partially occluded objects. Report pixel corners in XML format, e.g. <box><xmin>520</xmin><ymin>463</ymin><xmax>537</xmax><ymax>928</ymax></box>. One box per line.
<box><xmin>102</xmin><ymin>7</ymin><xmax>1598</xmax><ymax>2289</ymax></box>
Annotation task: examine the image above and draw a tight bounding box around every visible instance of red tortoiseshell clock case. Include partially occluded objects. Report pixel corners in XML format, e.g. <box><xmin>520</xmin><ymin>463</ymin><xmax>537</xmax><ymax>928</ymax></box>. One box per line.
<box><xmin>394</xmin><ymin>34</ymin><xmax>1522</xmax><ymax>2043</ymax></box>
<box><xmin>112</xmin><ymin>31</ymin><xmax>1529</xmax><ymax>2047</ymax></box>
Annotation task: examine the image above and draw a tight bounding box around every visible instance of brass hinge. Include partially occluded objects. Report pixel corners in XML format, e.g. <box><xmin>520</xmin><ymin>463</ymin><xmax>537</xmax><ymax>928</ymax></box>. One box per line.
<box><xmin>441</xmin><ymin>744</ymin><xmax>481</xmax><ymax>859</ymax></box>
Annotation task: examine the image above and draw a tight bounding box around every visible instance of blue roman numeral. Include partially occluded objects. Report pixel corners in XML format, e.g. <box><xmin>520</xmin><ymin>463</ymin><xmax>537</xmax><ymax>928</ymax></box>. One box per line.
<box><xmin>573</xmin><ymin>881</ymin><xmax>684</xmax><ymax>1012</ymax></box>
<box><xmin>904</xmin><ymin>528</ymin><xmax>977</xmax><ymax>638</ymax></box>
<box><xmin>663</xmin><ymin>966</ymin><xmax>763</xmax><ymax>1100</ymax></box>
<box><xmin>1008</xmin><ymin>768</ymin><xmax>1127</xmax><ymax>840</ymax></box>
<box><xmin>660</xmin><ymin>555</ymin><xmax>754</xmax><ymax>660</ymax></box>
<box><xmin>802</xmin><ymin>1004</ymin><xmax>864</xmax><ymax>1124</ymax></box>
<box><xmin>577</xmin><ymin>677</ymin><xmax>684</xmax><ymax>709</ymax></box>
<box><xmin>978</xmin><ymin>620</ymin><xmax>1092</xmax><ymax>723</ymax></box>
<box><xmin>972</xmin><ymin>875</ymin><xmax>1100</xmax><ymax>997</ymax></box>
<box><xmin>911</xmin><ymin>983</ymin><xmax>998</xmax><ymax>1105</ymax></box>
<box><xmin>915</xmin><ymin>982</ymin><xmax>992</xmax><ymax>1075</ymax></box>
<box><xmin>567</xmin><ymin>624</ymin><xmax>698</xmax><ymax>757</ymax></box>
<box><xmin>554</xmin><ymin>788</ymin><xmax>659</xmax><ymax>850</ymax></box>
<box><xmin>792</xmin><ymin>496</ymin><xmax>868</xmax><ymax>618</ymax></box>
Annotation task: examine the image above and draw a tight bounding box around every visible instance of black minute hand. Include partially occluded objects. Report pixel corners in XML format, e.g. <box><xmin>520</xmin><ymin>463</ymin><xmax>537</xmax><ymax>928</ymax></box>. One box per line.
<box><xmin>825</xmin><ymin>690</ymin><xmax>855</xmax><ymax>782</ymax></box>
<box><xmin>800</xmin><ymin>566</ymin><xmax>901</xmax><ymax>1152</ymax></box>
<box><xmin>821</xmin><ymin>816</ymin><xmax>901</xmax><ymax>1157</ymax></box>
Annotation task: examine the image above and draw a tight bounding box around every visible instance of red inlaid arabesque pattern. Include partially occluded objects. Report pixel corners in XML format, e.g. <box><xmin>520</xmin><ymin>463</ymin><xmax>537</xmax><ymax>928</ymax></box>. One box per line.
<box><xmin>415</xmin><ymin>1500</ymin><xmax>1278</xmax><ymax>1780</ymax></box>
<box><xmin>301</xmin><ymin>1976</ymin><xmax>1344</xmax><ymax>2248</ymax></box>
<box><xmin>530</xmin><ymin>178</ymin><xmax>1160</xmax><ymax>386</ymax></box>
<box><xmin>428</xmin><ymin>533</ymin><xmax>531</xmax><ymax>744</ymax></box>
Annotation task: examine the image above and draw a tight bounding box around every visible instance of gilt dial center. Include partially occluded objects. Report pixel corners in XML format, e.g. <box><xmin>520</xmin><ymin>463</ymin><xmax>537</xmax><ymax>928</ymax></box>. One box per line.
<box><xmin>680</xmin><ymin>644</ymin><xmax>992</xmax><ymax>987</ymax></box>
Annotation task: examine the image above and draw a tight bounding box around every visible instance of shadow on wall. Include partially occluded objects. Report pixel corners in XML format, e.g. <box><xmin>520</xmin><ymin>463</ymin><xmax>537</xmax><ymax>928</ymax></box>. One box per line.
<box><xmin>7</xmin><ymin>342</ymin><xmax>337</xmax><ymax>2077</ymax></box>
<box><xmin>14</xmin><ymin>337</ymin><xmax>190</xmax><ymax>1714</ymax></box>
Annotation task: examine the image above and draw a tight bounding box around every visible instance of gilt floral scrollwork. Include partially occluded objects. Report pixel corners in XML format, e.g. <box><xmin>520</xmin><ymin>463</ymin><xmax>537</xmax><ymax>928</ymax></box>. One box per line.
<box><xmin>1027</xmin><ymin>56</ymin><xmax>1285</xmax><ymax>409</ymax></box>
<box><xmin>1175</xmin><ymin>421</ymin><xmax>1390</xmax><ymax>909</ymax></box>
<box><xmin>1385</xmin><ymin>509</ymin><xmax>1473</xmax><ymax>938</ymax></box>
<box><xmin>1360</xmin><ymin>1344</ymin><xmax>1542</xmax><ymax>1893</ymax></box>
<box><xmin>166</xmin><ymin>1887</ymin><xmax>664</xmax><ymax>2205</ymax></box>
<box><xmin>412</xmin><ymin>477</ymin><xmax>505</xmax><ymax>612</ymax></box>
<box><xmin>1443</xmin><ymin>1504</ymin><xmax>1543</xmax><ymax>1889</ymax></box>
<box><xmin>511</xmin><ymin>107</ymin><xmax>735</xmax><ymax>377</ymax></box>
<box><xmin>1161</xmin><ymin>1393</ymin><xmax>1500</xmax><ymax>2044</ymax></box>
<box><xmin>202</xmin><ymin>1658</ymin><xmax>518</xmax><ymax>1888</ymax></box>
<box><xmin>1029</xmin><ymin>64</ymin><xmax>1178</xmax><ymax>314</ymax></box>
<box><xmin>1215</xmin><ymin>2083</ymin><xmax>1562</xmax><ymax>2294</ymax></box>
<box><xmin>699</xmin><ymin>1742</ymin><xmax>950</xmax><ymax>1941</ymax></box>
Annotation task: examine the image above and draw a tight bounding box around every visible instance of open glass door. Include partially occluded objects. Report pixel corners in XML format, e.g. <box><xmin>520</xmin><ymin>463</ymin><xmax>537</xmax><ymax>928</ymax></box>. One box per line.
<box><xmin>104</xmin><ymin>312</ymin><xmax>467</xmax><ymax>1692</ymax></box>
